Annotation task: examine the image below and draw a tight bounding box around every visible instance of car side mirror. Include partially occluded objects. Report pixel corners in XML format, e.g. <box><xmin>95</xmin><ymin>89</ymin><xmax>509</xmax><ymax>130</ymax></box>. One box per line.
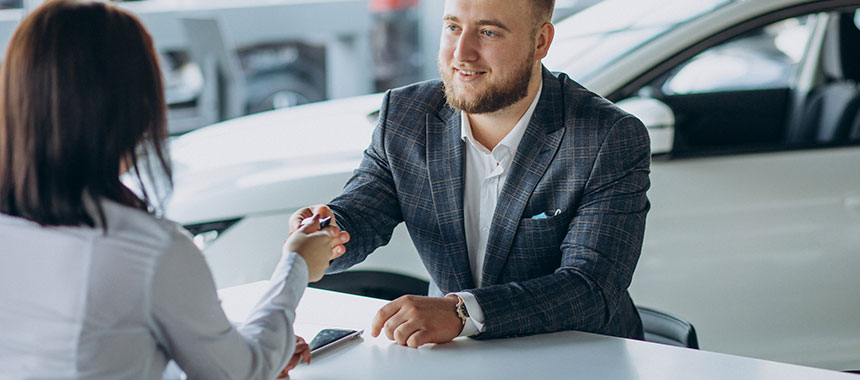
<box><xmin>615</xmin><ymin>97</ymin><xmax>675</xmax><ymax>155</ymax></box>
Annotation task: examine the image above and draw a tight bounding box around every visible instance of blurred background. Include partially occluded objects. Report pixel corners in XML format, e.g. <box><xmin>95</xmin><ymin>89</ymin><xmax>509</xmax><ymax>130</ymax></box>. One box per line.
<box><xmin>2</xmin><ymin>0</ymin><xmax>859</xmax><ymax>374</ymax></box>
<box><xmin>0</xmin><ymin>0</ymin><xmax>598</xmax><ymax>135</ymax></box>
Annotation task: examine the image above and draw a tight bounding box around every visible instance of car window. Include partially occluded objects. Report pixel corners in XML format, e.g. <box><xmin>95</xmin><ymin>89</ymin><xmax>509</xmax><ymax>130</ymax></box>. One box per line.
<box><xmin>545</xmin><ymin>0</ymin><xmax>734</xmax><ymax>82</ymax></box>
<box><xmin>662</xmin><ymin>16</ymin><xmax>815</xmax><ymax>95</ymax></box>
<box><xmin>631</xmin><ymin>8</ymin><xmax>860</xmax><ymax>157</ymax></box>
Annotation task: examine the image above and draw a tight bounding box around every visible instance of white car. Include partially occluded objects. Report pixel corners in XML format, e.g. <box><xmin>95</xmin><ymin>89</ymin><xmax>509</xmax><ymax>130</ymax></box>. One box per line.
<box><xmin>166</xmin><ymin>0</ymin><xmax>860</xmax><ymax>371</ymax></box>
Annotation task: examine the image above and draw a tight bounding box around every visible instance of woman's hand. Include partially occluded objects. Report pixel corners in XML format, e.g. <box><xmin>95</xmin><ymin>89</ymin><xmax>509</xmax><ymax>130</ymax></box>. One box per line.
<box><xmin>277</xmin><ymin>336</ymin><xmax>311</xmax><ymax>378</ymax></box>
<box><xmin>289</xmin><ymin>205</ymin><xmax>349</xmax><ymax>260</ymax></box>
<box><xmin>284</xmin><ymin>214</ymin><xmax>341</xmax><ymax>282</ymax></box>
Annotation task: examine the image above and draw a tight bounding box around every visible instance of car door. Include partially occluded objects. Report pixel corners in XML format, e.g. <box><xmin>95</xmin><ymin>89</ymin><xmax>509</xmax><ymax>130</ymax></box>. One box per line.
<box><xmin>621</xmin><ymin>8</ymin><xmax>860</xmax><ymax>370</ymax></box>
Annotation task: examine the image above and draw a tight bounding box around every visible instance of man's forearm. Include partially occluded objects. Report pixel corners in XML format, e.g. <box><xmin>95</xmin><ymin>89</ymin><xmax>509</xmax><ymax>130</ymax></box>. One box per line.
<box><xmin>466</xmin><ymin>267</ymin><xmax>621</xmax><ymax>339</ymax></box>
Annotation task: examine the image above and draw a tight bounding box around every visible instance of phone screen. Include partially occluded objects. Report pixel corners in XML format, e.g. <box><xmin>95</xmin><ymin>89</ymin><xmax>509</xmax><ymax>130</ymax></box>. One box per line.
<box><xmin>309</xmin><ymin>328</ymin><xmax>362</xmax><ymax>354</ymax></box>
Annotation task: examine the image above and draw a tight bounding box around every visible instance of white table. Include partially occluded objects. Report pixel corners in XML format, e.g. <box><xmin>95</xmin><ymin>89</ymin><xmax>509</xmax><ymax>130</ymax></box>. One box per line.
<box><xmin>218</xmin><ymin>282</ymin><xmax>857</xmax><ymax>380</ymax></box>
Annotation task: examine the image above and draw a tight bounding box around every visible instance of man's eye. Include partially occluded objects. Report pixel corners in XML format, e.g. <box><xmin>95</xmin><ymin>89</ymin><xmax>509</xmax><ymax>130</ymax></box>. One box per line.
<box><xmin>482</xmin><ymin>30</ymin><xmax>497</xmax><ymax>37</ymax></box>
<box><xmin>446</xmin><ymin>24</ymin><xmax>460</xmax><ymax>32</ymax></box>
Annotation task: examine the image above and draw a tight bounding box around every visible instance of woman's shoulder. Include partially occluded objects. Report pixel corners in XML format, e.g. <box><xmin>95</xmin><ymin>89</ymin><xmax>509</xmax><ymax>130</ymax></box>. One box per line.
<box><xmin>98</xmin><ymin>199</ymin><xmax>194</xmax><ymax>254</ymax></box>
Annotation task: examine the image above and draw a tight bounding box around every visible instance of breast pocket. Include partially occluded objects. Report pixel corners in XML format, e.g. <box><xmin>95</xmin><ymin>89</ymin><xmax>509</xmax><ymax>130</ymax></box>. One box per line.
<box><xmin>506</xmin><ymin>210</ymin><xmax>571</xmax><ymax>280</ymax></box>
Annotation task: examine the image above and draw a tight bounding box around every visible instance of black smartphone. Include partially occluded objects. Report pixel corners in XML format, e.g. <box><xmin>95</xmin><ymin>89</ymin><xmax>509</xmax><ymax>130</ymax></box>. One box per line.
<box><xmin>309</xmin><ymin>328</ymin><xmax>363</xmax><ymax>355</ymax></box>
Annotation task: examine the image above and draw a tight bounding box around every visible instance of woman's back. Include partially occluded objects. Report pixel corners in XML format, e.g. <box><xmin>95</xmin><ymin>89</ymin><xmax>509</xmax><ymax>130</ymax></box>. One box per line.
<box><xmin>0</xmin><ymin>200</ymin><xmax>191</xmax><ymax>379</ymax></box>
<box><xmin>0</xmin><ymin>2</ymin><xmax>338</xmax><ymax>378</ymax></box>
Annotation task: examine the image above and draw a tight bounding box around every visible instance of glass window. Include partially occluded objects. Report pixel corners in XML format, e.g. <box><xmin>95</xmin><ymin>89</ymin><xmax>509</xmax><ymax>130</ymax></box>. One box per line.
<box><xmin>634</xmin><ymin>9</ymin><xmax>860</xmax><ymax>157</ymax></box>
<box><xmin>661</xmin><ymin>16</ymin><xmax>815</xmax><ymax>95</ymax></box>
<box><xmin>544</xmin><ymin>0</ymin><xmax>734</xmax><ymax>82</ymax></box>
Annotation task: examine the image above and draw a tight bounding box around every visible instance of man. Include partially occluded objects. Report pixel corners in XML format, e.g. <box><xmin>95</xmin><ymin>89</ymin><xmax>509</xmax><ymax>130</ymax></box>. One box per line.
<box><xmin>290</xmin><ymin>0</ymin><xmax>651</xmax><ymax>348</ymax></box>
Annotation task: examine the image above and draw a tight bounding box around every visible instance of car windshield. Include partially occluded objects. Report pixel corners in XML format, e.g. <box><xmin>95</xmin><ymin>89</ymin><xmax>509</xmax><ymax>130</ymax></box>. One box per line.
<box><xmin>544</xmin><ymin>0</ymin><xmax>735</xmax><ymax>82</ymax></box>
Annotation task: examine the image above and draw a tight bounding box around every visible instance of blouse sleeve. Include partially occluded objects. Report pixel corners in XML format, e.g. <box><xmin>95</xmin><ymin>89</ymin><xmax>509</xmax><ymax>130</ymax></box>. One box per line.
<box><xmin>149</xmin><ymin>225</ymin><xmax>308</xmax><ymax>380</ymax></box>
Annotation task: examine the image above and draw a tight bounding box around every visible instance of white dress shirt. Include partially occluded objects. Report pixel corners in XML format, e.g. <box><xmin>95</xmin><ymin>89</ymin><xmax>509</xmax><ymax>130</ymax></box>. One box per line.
<box><xmin>0</xmin><ymin>199</ymin><xmax>306</xmax><ymax>380</ymax></box>
<box><xmin>454</xmin><ymin>84</ymin><xmax>543</xmax><ymax>336</ymax></box>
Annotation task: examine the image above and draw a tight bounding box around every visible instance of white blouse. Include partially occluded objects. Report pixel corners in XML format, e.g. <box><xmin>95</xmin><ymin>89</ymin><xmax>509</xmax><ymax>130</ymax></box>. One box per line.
<box><xmin>0</xmin><ymin>199</ymin><xmax>307</xmax><ymax>379</ymax></box>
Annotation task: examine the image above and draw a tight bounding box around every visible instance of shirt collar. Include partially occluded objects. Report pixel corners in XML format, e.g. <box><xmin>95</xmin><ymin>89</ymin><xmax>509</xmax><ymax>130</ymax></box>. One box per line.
<box><xmin>460</xmin><ymin>81</ymin><xmax>543</xmax><ymax>154</ymax></box>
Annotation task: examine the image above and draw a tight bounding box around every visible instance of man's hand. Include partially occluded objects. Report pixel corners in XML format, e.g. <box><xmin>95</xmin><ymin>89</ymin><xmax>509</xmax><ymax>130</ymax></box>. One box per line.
<box><xmin>370</xmin><ymin>295</ymin><xmax>463</xmax><ymax>348</ymax></box>
<box><xmin>277</xmin><ymin>336</ymin><xmax>310</xmax><ymax>378</ymax></box>
<box><xmin>289</xmin><ymin>205</ymin><xmax>349</xmax><ymax>260</ymax></box>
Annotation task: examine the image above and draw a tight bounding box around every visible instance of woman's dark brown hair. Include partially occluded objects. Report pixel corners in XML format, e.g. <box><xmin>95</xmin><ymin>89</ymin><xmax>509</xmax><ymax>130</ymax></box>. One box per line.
<box><xmin>0</xmin><ymin>0</ymin><xmax>171</xmax><ymax>227</ymax></box>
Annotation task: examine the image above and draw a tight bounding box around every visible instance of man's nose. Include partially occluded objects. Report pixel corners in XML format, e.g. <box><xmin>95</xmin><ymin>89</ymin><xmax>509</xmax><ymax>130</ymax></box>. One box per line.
<box><xmin>453</xmin><ymin>31</ymin><xmax>478</xmax><ymax>62</ymax></box>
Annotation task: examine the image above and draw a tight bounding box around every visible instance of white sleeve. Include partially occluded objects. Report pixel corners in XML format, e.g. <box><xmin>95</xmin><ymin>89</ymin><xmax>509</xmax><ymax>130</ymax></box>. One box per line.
<box><xmin>149</xmin><ymin>226</ymin><xmax>308</xmax><ymax>380</ymax></box>
<box><xmin>451</xmin><ymin>291</ymin><xmax>486</xmax><ymax>337</ymax></box>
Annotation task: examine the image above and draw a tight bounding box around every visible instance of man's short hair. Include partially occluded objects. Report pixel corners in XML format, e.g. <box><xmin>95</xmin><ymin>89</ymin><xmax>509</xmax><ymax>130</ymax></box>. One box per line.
<box><xmin>533</xmin><ymin>0</ymin><xmax>555</xmax><ymax>26</ymax></box>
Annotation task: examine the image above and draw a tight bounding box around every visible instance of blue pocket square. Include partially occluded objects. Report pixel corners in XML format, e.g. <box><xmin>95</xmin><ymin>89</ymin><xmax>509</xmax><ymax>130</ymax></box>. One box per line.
<box><xmin>531</xmin><ymin>209</ymin><xmax>561</xmax><ymax>219</ymax></box>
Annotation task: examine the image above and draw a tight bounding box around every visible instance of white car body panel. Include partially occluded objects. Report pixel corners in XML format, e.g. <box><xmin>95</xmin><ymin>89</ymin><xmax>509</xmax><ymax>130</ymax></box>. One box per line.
<box><xmin>168</xmin><ymin>93</ymin><xmax>426</xmax><ymax>285</ymax></box>
<box><xmin>169</xmin><ymin>94</ymin><xmax>382</xmax><ymax>223</ymax></box>
<box><xmin>639</xmin><ymin>148</ymin><xmax>860</xmax><ymax>368</ymax></box>
<box><xmin>166</xmin><ymin>0</ymin><xmax>860</xmax><ymax>371</ymax></box>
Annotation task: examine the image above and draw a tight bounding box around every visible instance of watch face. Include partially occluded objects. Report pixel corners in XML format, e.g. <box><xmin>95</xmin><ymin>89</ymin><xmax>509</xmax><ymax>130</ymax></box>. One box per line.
<box><xmin>458</xmin><ymin>300</ymin><xmax>470</xmax><ymax>318</ymax></box>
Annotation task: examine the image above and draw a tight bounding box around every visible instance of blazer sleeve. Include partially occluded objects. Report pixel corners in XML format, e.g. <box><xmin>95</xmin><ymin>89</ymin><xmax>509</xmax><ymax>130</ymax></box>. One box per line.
<box><xmin>469</xmin><ymin>115</ymin><xmax>651</xmax><ymax>339</ymax></box>
<box><xmin>326</xmin><ymin>90</ymin><xmax>405</xmax><ymax>272</ymax></box>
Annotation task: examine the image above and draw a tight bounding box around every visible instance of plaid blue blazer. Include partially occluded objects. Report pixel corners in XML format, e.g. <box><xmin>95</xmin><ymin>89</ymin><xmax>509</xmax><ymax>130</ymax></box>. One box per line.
<box><xmin>329</xmin><ymin>68</ymin><xmax>650</xmax><ymax>340</ymax></box>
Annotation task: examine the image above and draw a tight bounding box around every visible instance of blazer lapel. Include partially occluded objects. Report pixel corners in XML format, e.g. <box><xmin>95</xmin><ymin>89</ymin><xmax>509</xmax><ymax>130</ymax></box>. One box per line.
<box><xmin>481</xmin><ymin>69</ymin><xmax>566</xmax><ymax>286</ymax></box>
<box><xmin>426</xmin><ymin>107</ymin><xmax>476</xmax><ymax>292</ymax></box>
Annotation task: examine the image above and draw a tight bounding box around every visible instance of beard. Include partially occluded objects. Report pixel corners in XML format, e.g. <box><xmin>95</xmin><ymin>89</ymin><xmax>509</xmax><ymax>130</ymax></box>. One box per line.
<box><xmin>439</xmin><ymin>51</ymin><xmax>535</xmax><ymax>114</ymax></box>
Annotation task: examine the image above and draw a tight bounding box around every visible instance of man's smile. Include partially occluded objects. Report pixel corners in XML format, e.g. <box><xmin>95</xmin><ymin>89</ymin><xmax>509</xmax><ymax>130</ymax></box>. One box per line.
<box><xmin>454</xmin><ymin>67</ymin><xmax>487</xmax><ymax>82</ymax></box>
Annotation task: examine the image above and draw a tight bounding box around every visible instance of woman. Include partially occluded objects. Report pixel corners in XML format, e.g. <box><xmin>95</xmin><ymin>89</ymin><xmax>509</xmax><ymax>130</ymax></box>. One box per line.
<box><xmin>0</xmin><ymin>1</ymin><xmax>345</xmax><ymax>378</ymax></box>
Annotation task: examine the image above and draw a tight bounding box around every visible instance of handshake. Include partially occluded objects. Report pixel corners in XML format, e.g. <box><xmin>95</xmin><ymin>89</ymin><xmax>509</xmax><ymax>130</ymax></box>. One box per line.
<box><xmin>284</xmin><ymin>205</ymin><xmax>350</xmax><ymax>282</ymax></box>
<box><xmin>283</xmin><ymin>205</ymin><xmax>466</xmax><ymax>351</ymax></box>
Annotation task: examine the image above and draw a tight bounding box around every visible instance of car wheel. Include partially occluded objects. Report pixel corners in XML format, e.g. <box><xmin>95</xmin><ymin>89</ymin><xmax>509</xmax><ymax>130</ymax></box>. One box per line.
<box><xmin>245</xmin><ymin>73</ymin><xmax>324</xmax><ymax>114</ymax></box>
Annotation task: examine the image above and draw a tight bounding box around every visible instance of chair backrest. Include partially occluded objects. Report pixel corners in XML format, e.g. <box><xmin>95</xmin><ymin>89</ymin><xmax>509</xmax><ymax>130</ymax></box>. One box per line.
<box><xmin>850</xmin><ymin>109</ymin><xmax>860</xmax><ymax>141</ymax></box>
<box><xmin>788</xmin><ymin>12</ymin><xmax>860</xmax><ymax>145</ymax></box>
<box><xmin>797</xmin><ymin>83</ymin><xmax>860</xmax><ymax>143</ymax></box>
<box><xmin>637</xmin><ymin>306</ymin><xmax>699</xmax><ymax>349</ymax></box>
<box><xmin>310</xmin><ymin>271</ymin><xmax>429</xmax><ymax>300</ymax></box>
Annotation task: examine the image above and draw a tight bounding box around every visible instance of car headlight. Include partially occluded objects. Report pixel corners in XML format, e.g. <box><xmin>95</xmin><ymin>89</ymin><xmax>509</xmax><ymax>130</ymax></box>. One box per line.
<box><xmin>183</xmin><ymin>218</ymin><xmax>242</xmax><ymax>251</ymax></box>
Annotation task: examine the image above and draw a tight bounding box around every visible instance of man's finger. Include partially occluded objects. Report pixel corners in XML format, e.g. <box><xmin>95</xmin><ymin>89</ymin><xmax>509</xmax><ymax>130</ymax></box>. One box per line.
<box><xmin>321</xmin><ymin>224</ymin><xmax>341</xmax><ymax>237</ymax></box>
<box><xmin>406</xmin><ymin>330</ymin><xmax>428</xmax><ymax>348</ymax></box>
<box><xmin>329</xmin><ymin>231</ymin><xmax>349</xmax><ymax>260</ymax></box>
<box><xmin>371</xmin><ymin>301</ymin><xmax>402</xmax><ymax>337</ymax></box>
<box><xmin>315</xmin><ymin>205</ymin><xmax>335</xmax><ymax>221</ymax></box>
<box><xmin>332</xmin><ymin>244</ymin><xmax>345</xmax><ymax>258</ymax></box>
<box><xmin>383</xmin><ymin>315</ymin><xmax>401</xmax><ymax>341</ymax></box>
<box><xmin>393</xmin><ymin>320</ymin><xmax>420</xmax><ymax>346</ymax></box>
<box><xmin>322</xmin><ymin>227</ymin><xmax>348</xmax><ymax>261</ymax></box>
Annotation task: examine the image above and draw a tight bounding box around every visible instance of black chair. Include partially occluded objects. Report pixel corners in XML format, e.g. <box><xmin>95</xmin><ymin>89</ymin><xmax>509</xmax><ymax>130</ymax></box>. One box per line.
<box><xmin>637</xmin><ymin>306</ymin><xmax>699</xmax><ymax>349</ymax></box>
<box><xmin>310</xmin><ymin>270</ymin><xmax>429</xmax><ymax>301</ymax></box>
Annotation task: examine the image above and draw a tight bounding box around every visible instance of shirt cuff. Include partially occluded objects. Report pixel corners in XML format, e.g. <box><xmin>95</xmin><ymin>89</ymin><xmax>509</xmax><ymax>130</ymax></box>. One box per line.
<box><xmin>271</xmin><ymin>251</ymin><xmax>309</xmax><ymax>285</ymax></box>
<box><xmin>450</xmin><ymin>291</ymin><xmax>486</xmax><ymax>337</ymax></box>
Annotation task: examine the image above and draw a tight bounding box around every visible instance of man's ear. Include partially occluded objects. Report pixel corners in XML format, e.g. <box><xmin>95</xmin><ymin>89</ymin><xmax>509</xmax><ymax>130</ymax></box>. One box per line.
<box><xmin>535</xmin><ymin>22</ymin><xmax>555</xmax><ymax>60</ymax></box>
